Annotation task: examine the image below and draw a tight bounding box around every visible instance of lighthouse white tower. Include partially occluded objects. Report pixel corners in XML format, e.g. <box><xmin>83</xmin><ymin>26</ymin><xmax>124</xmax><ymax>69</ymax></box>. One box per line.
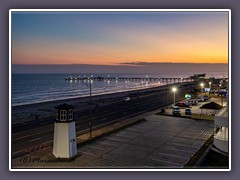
<box><xmin>53</xmin><ymin>103</ymin><xmax>77</xmax><ymax>158</ymax></box>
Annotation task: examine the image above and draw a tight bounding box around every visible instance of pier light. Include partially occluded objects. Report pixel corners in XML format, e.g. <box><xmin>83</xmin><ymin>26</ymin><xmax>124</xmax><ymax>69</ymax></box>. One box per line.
<box><xmin>172</xmin><ymin>87</ymin><xmax>177</xmax><ymax>105</ymax></box>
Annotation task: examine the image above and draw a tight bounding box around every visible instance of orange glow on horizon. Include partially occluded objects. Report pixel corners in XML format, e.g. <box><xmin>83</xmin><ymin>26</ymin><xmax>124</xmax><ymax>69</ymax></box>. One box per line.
<box><xmin>12</xmin><ymin>36</ymin><xmax>228</xmax><ymax>65</ymax></box>
<box><xmin>12</xmin><ymin>12</ymin><xmax>229</xmax><ymax>65</ymax></box>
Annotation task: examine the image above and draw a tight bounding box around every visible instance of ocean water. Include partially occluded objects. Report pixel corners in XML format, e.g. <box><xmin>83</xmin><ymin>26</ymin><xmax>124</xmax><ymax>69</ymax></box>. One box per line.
<box><xmin>12</xmin><ymin>73</ymin><xmax>227</xmax><ymax>106</ymax></box>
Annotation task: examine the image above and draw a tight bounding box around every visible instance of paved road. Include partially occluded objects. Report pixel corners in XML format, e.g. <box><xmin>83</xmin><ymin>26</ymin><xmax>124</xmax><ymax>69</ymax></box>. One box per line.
<box><xmin>11</xmin><ymin>82</ymin><xmax>197</xmax><ymax>159</ymax></box>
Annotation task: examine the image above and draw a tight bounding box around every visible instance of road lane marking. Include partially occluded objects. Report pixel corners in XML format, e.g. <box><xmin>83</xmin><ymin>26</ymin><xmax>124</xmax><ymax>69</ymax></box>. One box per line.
<box><xmin>100</xmin><ymin>118</ymin><xmax>107</xmax><ymax>121</ymax></box>
<box><xmin>151</xmin><ymin>158</ymin><xmax>183</xmax><ymax>166</ymax></box>
<box><xmin>105</xmin><ymin>137</ymin><xmax>127</xmax><ymax>142</ymax></box>
<box><xmin>166</xmin><ymin>147</ymin><xmax>196</xmax><ymax>154</ymax></box>
<box><xmin>15</xmin><ymin>134</ymin><xmax>31</xmax><ymax>140</ymax></box>
<box><xmin>167</xmin><ymin>142</ymin><xmax>198</xmax><ymax>148</ymax></box>
<box><xmin>155</xmin><ymin>151</ymin><xmax>188</xmax><ymax>159</ymax></box>
<box><xmin>13</xmin><ymin>129</ymin><xmax>54</xmax><ymax>141</ymax></box>
<box><xmin>115</xmin><ymin>134</ymin><xmax>131</xmax><ymax>139</ymax></box>
<box><xmin>99</xmin><ymin>141</ymin><xmax>116</xmax><ymax>146</ymax></box>
<box><xmin>12</xmin><ymin>150</ymin><xmax>25</xmax><ymax>155</ymax></box>
<box><xmin>87</xmin><ymin>145</ymin><xmax>105</xmax><ymax>151</ymax></box>
<box><xmin>79</xmin><ymin>151</ymin><xmax>94</xmax><ymax>156</ymax></box>
<box><xmin>28</xmin><ymin>137</ymin><xmax>42</xmax><ymax>143</ymax></box>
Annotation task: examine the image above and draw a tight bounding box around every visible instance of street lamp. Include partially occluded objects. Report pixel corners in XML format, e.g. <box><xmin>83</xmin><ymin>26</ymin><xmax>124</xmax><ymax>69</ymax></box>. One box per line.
<box><xmin>89</xmin><ymin>78</ymin><xmax>92</xmax><ymax>138</ymax></box>
<box><xmin>209</xmin><ymin>81</ymin><xmax>212</xmax><ymax>89</ymax></box>
<box><xmin>81</xmin><ymin>77</ymin><xmax>93</xmax><ymax>138</ymax></box>
<box><xmin>200</xmin><ymin>83</ymin><xmax>204</xmax><ymax>94</ymax></box>
<box><xmin>172</xmin><ymin>87</ymin><xmax>177</xmax><ymax>105</ymax></box>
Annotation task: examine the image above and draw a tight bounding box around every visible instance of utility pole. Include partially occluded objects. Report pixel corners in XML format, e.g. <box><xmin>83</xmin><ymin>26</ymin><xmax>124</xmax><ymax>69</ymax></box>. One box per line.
<box><xmin>89</xmin><ymin>78</ymin><xmax>92</xmax><ymax>138</ymax></box>
<box><xmin>221</xmin><ymin>94</ymin><xmax>224</xmax><ymax>107</ymax></box>
<box><xmin>81</xmin><ymin>77</ymin><xmax>93</xmax><ymax>138</ymax></box>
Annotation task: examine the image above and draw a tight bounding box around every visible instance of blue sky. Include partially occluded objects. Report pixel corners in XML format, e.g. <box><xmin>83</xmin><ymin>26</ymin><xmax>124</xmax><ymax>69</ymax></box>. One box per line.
<box><xmin>12</xmin><ymin>11</ymin><xmax>229</xmax><ymax>65</ymax></box>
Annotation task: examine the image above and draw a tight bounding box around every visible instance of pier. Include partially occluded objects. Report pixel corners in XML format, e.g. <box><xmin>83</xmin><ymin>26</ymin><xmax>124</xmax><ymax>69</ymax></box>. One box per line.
<box><xmin>65</xmin><ymin>76</ymin><xmax>195</xmax><ymax>83</ymax></box>
<box><xmin>64</xmin><ymin>73</ymin><xmax>228</xmax><ymax>84</ymax></box>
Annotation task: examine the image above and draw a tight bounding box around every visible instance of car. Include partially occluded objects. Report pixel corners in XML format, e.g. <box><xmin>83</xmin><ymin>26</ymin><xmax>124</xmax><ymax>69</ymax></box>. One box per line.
<box><xmin>189</xmin><ymin>99</ymin><xmax>198</xmax><ymax>105</ymax></box>
<box><xmin>186</xmin><ymin>99</ymin><xmax>198</xmax><ymax>106</ymax></box>
<box><xmin>174</xmin><ymin>102</ymin><xmax>190</xmax><ymax>107</ymax></box>
<box><xmin>185</xmin><ymin>108</ymin><xmax>192</xmax><ymax>115</ymax></box>
<box><xmin>202</xmin><ymin>95</ymin><xmax>210</xmax><ymax>101</ymax></box>
<box><xmin>172</xmin><ymin>106</ymin><xmax>181</xmax><ymax>116</ymax></box>
<box><xmin>123</xmin><ymin>97</ymin><xmax>130</xmax><ymax>101</ymax></box>
<box><xmin>197</xmin><ymin>97</ymin><xmax>205</xmax><ymax>102</ymax></box>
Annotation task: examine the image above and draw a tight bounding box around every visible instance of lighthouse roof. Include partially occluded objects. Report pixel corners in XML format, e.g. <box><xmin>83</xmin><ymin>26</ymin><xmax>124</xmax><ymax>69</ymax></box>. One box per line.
<box><xmin>55</xmin><ymin>103</ymin><xmax>74</xmax><ymax>110</ymax></box>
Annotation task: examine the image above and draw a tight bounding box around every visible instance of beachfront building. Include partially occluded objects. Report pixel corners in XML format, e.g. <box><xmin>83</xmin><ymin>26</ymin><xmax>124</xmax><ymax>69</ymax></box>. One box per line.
<box><xmin>213</xmin><ymin>106</ymin><xmax>228</xmax><ymax>154</ymax></box>
<box><xmin>53</xmin><ymin>104</ymin><xmax>77</xmax><ymax>158</ymax></box>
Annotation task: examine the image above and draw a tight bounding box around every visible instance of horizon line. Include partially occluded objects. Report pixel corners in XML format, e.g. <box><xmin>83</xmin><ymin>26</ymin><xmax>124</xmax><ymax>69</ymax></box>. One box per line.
<box><xmin>12</xmin><ymin>62</ymin><xmax>228</xmax><ymax>65</ymax></box>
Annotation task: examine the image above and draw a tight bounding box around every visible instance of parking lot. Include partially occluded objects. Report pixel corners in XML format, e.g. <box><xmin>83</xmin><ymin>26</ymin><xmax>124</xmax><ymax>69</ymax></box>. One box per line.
<box><xmin>13</xmin><ymin>114</ymin><xmax>214</xmax><ymax>169</ymax></box>
<box><xmin>164</xmin><ymin>97</ymin><xmax>227</xmax><ymax>117</ymax></box>
<box><xmin>74</xmin><ymin>115</ymin><xmax>214</xmax><ymax>168</ymax></box>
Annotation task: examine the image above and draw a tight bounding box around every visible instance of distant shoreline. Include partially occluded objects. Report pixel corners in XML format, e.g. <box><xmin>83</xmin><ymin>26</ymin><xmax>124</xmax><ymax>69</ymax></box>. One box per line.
<box><xmin>12</xmin><ymin>82</ymin><xmax>166</xmax><ymax>107</ymax></box>
<box><xmin>12</xmin><ymin>82</ymin><xmax>172</xmax><ymax>109</ymax></box>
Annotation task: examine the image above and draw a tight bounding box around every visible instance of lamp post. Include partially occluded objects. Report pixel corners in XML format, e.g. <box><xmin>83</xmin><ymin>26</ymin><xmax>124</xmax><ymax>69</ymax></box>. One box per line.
<box><xmin>172</xmin><ymin>87</ymin><xmax>177</xmax><ymax>105</ymax></box>
<box><xmin>89</xmin><ymin>77</ymin><xmax>92</xmax><ymax>138</ymax></box>
<box><xmin>209</xmin><ymin>81</ymin><xmax>212</xmax><ymax>89</ymax></box>
<box><xmin>209</xmin><ymin>81</ymin><xmax>212</xmax><ymax>95</ymax></box>
<box><xmin>200</xmin><ymin>83</ymin><xmax>204</xmax><ymax>95</ymax></box>
<box><xmin>81</xmin><ymin>77</ymin><xmax>93</xmax><ymax>138</ymax></box>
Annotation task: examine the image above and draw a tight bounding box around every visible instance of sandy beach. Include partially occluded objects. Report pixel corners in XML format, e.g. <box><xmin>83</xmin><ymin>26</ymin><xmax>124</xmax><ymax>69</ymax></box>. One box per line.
<box><xmin>11</xmin><ymin>82</ymin><xmax>195</xmax><ymax>124</ymax></box>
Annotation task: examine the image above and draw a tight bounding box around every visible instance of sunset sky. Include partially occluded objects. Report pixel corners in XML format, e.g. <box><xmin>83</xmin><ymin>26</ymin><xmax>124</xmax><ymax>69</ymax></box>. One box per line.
<box><xmin>12</xmin><ymin>11</ymin><xmax>229</xmax><ymax>65</ymax></box>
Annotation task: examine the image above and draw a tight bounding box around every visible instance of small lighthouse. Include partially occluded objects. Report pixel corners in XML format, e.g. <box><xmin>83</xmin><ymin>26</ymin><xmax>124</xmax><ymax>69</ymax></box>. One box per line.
<box><xmin>53</xmin><ymin>103</ymin><xmax>77</xmax><ymax>159</ymax></box>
